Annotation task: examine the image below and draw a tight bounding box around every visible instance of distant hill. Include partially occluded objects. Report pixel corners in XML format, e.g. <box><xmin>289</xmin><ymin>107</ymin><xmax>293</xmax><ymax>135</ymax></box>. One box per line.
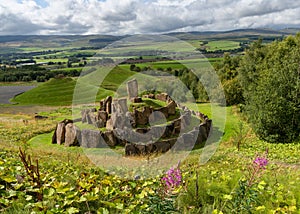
<box><xmin>166</xmin><ymin>28</ymin><xmax>300</xmax><ymax>41</ymax></box>
<box><xmin>0</xmin><ymin>28</ymin><xmax>299</xmax><ymax>50</ymax></box>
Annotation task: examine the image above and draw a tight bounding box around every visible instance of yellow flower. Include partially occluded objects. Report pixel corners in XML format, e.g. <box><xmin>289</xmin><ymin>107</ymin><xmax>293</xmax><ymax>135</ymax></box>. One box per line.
<box><xmin>212</xmin><ymin>209</ymin><xmax>223</xmax><ymax>214</ymax></box>
<box><xmin>256</xmin><ymin>205</ymin><xmax>266</xmax><ymax>211</ymax></box>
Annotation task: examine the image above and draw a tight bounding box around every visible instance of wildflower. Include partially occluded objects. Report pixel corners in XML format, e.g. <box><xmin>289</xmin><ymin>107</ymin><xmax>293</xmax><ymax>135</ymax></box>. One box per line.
<box><xmin>253</xmin><ymin>157</ymin><xmax>268</xmax><ymax>169</ymax></box>
<box><xmin>247</xmin><ymin>150</ymin><xmax>268</xmax><ymax>186</ymax></box>
<box><xmin>161</xmin><ymin>164</ymin><xmax>182</xmax><ymax>191</ymax></box>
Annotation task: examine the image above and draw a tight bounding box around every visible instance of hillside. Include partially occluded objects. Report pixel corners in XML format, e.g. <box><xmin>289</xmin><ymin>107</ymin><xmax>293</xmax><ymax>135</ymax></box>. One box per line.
<box><xmin>11</xmin><ymin>66</ymin><xmax>139</xmax><ymax>106</ymax></box>
<box><xmin>11</xmin><ymin>78</ymin><xmax>113</xmax><ymax>106</ymax></box>
<box><xmin>0</xmin><ymin>28</ymin><xmax>299</xmax><ymax>51</ymax></box>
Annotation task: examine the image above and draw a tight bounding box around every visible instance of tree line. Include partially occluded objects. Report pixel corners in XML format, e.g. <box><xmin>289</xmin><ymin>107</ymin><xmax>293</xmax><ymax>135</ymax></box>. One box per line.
<box><xmin>0</xmin><ymin>65</ymin><xmax>81</xmax><ymax>82</ymax></box>
<box><xmin>215</xmin><ymin>35</ymin><xmax>300</xmax><ymax>143</ymax></box>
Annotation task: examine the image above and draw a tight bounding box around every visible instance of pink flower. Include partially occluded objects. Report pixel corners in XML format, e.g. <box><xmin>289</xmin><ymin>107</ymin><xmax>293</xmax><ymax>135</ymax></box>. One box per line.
<box><xmin>253</xmin><ymin>157</ymin><xmax>268</xmax><ymax>169</ymax></box>
<box><xmin>161</xmin><ymin>165</ymin><xmax>182</xmax><ymax>191</ymax></box>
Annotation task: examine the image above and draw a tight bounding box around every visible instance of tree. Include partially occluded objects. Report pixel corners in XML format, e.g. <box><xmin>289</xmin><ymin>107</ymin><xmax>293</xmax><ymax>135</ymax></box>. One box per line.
<box><xmin>214</xmin><ymin>53</ymin><xmax>243</xmax><ymax>105</ymax></box>
<box><xmin>239</xmin><ymin>35</ymin><xmax>300</xmax><ymax>143</ymax></box>
<box><xmin>130</xmin><ymin>64</ymin><xmax>136</xmax><ymax>71</ymax></box>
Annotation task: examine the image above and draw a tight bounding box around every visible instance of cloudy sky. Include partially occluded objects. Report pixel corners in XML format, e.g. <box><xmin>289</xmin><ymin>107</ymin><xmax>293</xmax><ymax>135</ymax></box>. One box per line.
<box><xmin>0</xmin><ymin>0</ymin><xmax>300</xmax><ymax>35</ymax></box>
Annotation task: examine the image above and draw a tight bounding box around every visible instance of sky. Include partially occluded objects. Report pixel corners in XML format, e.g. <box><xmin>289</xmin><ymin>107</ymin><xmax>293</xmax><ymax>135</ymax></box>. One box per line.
<box><xmin>0</xmin><ymin>0</ymin><xmax>300</xmax><ymax>35</ymax></box>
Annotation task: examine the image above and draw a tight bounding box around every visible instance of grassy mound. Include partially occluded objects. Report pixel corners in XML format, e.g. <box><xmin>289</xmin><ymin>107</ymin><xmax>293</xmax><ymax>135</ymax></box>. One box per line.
<box><xmin>10</xmin><ymin>65</ymin><xmax>138</xmax><ymax>106</ymax></box>
<box><xmin>11</xmin><ymin>78</ymin><xmax>113</xmax><ymax>106</ymax></box>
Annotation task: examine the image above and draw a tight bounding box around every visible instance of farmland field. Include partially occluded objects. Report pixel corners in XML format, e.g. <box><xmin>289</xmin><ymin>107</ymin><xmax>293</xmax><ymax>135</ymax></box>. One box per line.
<box><xmin>205</xmin><ymin>40</ymin><xmax>241</xmax><ymax>51</ymax></box>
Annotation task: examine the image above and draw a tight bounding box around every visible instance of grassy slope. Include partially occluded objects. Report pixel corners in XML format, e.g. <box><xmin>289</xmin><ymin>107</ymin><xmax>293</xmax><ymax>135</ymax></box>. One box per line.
<box><xmin>12</xmin><ymin>78</ymin><xmax>77</xmax><ymax>106</ymax></box>
<box><xmin>11</xmin><ymin>77</ymin><xmax>114</xmax><ymax>106</ymax></box>
<box><xmin>11</xmin><ymin>66</ymin><xmax>137</xmax><ymax>106</ymax></box>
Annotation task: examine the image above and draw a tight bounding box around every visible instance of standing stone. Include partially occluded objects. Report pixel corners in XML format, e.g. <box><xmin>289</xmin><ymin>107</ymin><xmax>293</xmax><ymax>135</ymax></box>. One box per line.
<box><xmin>53</xmin><ymin>119</ymin><xmax>73</xmax><ymax>145</ymax></box>
<box><xmin>81</xmin><ymin>109</ymin><xmax>88</xmax><ymax>123</ymax></box>
<box><xmin>167</xmin><ymin>100</ymin><xmax>176</xmax><ymax>115</ymax></box>
<box><xmin>153</xmin><ymin>141</ymin><xmax>171</xmax><ymax>153</ymax></box>
<box><xmin>155</xmin><ymin>93</ymin><xmax>169</xmax><ymax>102</ymax></box>
<box><xmin>196</xmin><ymin>111</ymin><xmax>205</xmax><ymax>120</ymax></box>
<box><xmin>163</xmin><ymin>123</ymin><xmax>175</xmax><ymax>138</ymax></box>
<box><xmin>205</xmin><ymin>119</ymin><xmax>212</xmax><ymax>133</ymax></box>
<box><xmin>127</xmin><ymin>79</ymin><xmax>138</xmax><ymax>98</ymax></box>
<box><xmin>125</xmin><ymin>143</ymin><xmax>137</xmax><ymax>156</ymax></box>
<box><xmin>118</xmin><ymin>98</ymin><xmax>128</xmax><ymax>113</ymax></box>
<box><xmin>104</xmin><ymin>96</ymin><xmax>112</xmax><ymax>114</ymax></box>
<box><xmin>134</xmin><ymin>106</ymin><xmax>152</xmax><ymax>126</ymax></box>
<box><xmin>199</xmin><ymin>124</ymin><xmax>208</xmax><ymax>141</ymax></box>
<box><xmin>150</xmin><ymin>126</ymin><xmax>165</xmax><ymax>139</ymax></box>
<box><xmin>161</xmin><ymin>138</ymin><xmax>177</xmax><ymax>147</ymax></box>
<box><xmin>88</xmin><ymin>112</ymin><xmax>98</xmax><ymax>125</ymax></box>
<box><xmin>106</xmin><ymin>119</ymin><xmax>114</xmax><ymax>130</ymax></box>
<box><xmin>143</xmin><ymin>94</ymin><xmax>155</xmax><ymax>99</ymax></box>
<box><xmin>149</xmin><ymin>111</ymin><xmax>166</xmax><ymax>125</ymax></box>
<box><xmin>171</xmin><ymin>136</ymin><xmax>185</xmax><ymax>151</ymax></box>
<box><xmin>135</xmin><ymin>144</ymin><xmax>146</xmax><ymax>155</ymax></box>
<box><xmin>145</xmin><ymin>143</ymin><xmax>155</xmax><ymax>154</ymax></box>
<box><xmin>102</xmin><ymin>130</ymin><xmax>117</xmax><ymax>147</ymax></box>
<box><xmin>56</xmin><ymin>122</ymin><xmax>66</xmax><ymax>145</ymax></box>
<box><xmin>130</xmin><ymin>97</ymin><xmax>142</xmax><ymax>103</ymax></box>
<box><xmin>81</xmin><ymin>130</ymin><xmax>106</xmax><ymax>148</ymax></box>
<box><xmin>100</xmin><ymin>100</ymin><xmax>105</xmax><ymax>111</ymax></box>
<box><xmin>156</xmin><ymin>106</ymin><xmax>168</xmax><ymax>118</ymax></box>
<box><xmin>94</xmin><ymin>119</ymin><xmax>105</xmax><ymax>128</ymax></box>
<box><xmin>85</xmin><ymin>112</ymin><xmax>93</xmax><ymax>124</ymax></box>
<box><xmin>98</xmin><ymin>111</ymin><xmax>108</xmax><ymax>123</ymax></box>
<box><xmin>65</xmin><ymin>123</ymin><xmax>81</xmax><ymax>147</ymax></box>
<box><xmin>106</xmin><ymin>102</ymin><xmax>112</xmax><ymax>114</ymax></box>
<box><xmin>125</xmin><ymin>111</ymin><xmax>134</xmax><ymax>128</ymax></box>
<box><xmin>181</xmin><ymin>133</ymin><xmax>195</xmax><ymax>148</ymax></box>
<box><xmin>191</xmin><ymin>127</ymin><xmax>203</xmax><ymax>145</ymax></box>
<box><xmin>173</xmin><ymin>118</ymin><xmax>181</xmax><ymax>127</ymax></box>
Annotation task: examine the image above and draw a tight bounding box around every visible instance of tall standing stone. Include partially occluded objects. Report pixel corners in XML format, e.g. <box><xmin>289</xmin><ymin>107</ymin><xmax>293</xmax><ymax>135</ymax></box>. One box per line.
<box><xmin>104</xmin><ymin>96</ymin><xmax>112</xmax><ymax>114</ymax></box>
<box><xmin>56</xmin><ymin>122</ymin><xmax>66</xmax><ymax>145</ymax></box>
<box><xmin>118</xmin><ymin>98</ymin><xmax>128</xmax><ymax>113</ymax></box>
<box><xmin>127</xmin><ymin>79</ymin><xmax>138</xmax><ymax>98</ymax></box>
<box><xmin>65</xmin><ymin>123</ymin><xmax>81</xmax><ymax>147</ymax></box>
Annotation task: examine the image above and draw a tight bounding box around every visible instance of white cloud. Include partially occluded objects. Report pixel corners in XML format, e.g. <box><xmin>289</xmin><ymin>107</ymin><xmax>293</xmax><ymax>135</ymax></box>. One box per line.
<box><xmin>0</xmin><ymin>0</ymin><xmax>299</xmax><ymax>35</ymax></box>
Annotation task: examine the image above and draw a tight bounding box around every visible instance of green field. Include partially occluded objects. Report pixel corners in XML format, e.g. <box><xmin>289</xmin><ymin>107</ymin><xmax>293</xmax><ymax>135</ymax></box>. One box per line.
<box><xmin>119</xmin><ymin>58</ymin><xmax>221</xmax><ymax>72</ymax></box>
<box><xmin>35</xmin><ymin>58</ymin><xmax>68</xmax><ymax>63</ymax></box>
<box><xmin>206</xmin><ymin>40</ymin><xmax>241</xmax><ymax>51</ymax></box>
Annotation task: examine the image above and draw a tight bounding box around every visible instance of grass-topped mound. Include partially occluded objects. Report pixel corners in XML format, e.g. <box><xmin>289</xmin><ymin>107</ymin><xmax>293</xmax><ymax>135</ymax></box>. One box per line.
<box><xmin>11</xmin><ymin>78</ymin><xmax>114</xmax><ymax>106</ymax></box>
<box><xmin>12</xmin><ymin>78</ymin><xmax>77</xmax><ymax>106</ymax></box>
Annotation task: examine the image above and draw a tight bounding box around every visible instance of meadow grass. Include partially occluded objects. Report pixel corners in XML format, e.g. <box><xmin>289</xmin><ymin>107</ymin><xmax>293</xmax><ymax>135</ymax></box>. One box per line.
<box><xmin>0</xmin><ymin>102</ymin><xmax>299</xmax><ymax>213</ymax></box>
